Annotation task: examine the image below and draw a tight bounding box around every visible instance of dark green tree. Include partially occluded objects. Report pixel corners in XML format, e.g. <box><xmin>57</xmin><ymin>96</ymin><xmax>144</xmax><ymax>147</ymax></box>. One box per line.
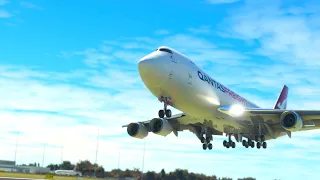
<box><xmin>76</xmin><ymin>160</ymin><xmax>95</xmax><ymax>177</ymax></box>
<box><xmin>144</xmin><ymin>171</ymin><xmax>157</xmax><ymax>180</ymax></box>
<box><xmin>188</xmin><ymin>173</ymin><xmax>196</xmax><ymax>180</ymax></box>
<box><xmin>173</xmin><ymin>169</ymin><xmax>188</xmax><ymax>180</ymax></box>
<box><xmin>28</xmin><ymin>163</ymin><xmax>36</xmax><ymax>166</ymax></box>
<box><xmin>60</xmin><ymin>161</ymin><xmax>74</xmax><ymax>170</ymax></box>
<box><xmin>46</xmin><ymin>164</ymin><xmax>55</xmax><ymax>170</ymax></box>
<box><xmin>160</xmin><ymin>169</ymin><xmax>166</xmax><ymax>179</ymax></box>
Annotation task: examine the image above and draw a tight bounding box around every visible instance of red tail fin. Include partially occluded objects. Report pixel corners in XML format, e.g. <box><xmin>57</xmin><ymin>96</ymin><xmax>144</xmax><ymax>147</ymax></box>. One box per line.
<box><xmin>273</xmin><ymin>85</ymin><xmax>288</xmax><ymax>109</ymax></box>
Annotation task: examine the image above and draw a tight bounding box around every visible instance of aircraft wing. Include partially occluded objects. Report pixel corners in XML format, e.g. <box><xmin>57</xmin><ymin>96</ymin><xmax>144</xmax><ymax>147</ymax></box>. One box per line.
<box><xmin>122</xmin><ymin>113</ymin><xmax>187</xmax><ymax>128</ymax></box>
<box><xmin>122</xmin><ymin>113</ymin><xmax>223</xmax><ymax>139</ymax></box>
<box><xmin>219</xmin><ymin>105</ymin><xmax>320</xmax><ymax>122</ymax></box>
<box><xmin>218</xmin><ymin>105</ymin><xmax>320</xmax><ymax>138</ymax></box>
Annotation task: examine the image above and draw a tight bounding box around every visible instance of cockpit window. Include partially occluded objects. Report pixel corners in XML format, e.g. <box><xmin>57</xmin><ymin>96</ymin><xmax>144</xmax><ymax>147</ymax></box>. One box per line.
<box><xmin>158</xmin><ymin>48</ymin><xmax>173</xmax><ymax>54</ymax></box>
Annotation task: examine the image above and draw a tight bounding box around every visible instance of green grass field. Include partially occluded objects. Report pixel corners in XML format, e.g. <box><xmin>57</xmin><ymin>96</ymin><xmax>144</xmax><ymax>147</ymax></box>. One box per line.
<box><xmin>0</xmin><ymin>172</ymin><xmax>111</xmax><ymax>180</ymax></box>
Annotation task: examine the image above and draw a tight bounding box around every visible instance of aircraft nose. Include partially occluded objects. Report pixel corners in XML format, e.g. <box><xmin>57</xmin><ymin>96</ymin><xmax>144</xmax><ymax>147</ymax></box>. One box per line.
<box><xmin>138</xmin><ymin>56</ymin><xmax>168</xmax><ymax>88</ymax></box>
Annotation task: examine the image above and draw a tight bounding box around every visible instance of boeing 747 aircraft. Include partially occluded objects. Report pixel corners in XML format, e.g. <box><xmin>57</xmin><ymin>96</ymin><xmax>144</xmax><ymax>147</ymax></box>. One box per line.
<box><xmin>122</xmin><ymin>46</ymin><xmax>320</xmax><ymax>150</ymax></box>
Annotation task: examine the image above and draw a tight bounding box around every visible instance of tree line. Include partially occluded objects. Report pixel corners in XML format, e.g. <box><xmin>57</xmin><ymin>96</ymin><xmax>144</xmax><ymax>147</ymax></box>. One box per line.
<box><xmin>44</xmin><ymin>159</ymin><xmax>256</xmax><ymax>180</ymax></box>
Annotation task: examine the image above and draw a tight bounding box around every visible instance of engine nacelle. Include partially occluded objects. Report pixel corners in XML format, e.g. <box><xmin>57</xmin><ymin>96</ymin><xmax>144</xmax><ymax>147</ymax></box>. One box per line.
<box><xmin>127</xmin><ymin>123</ymin><xmax>148</xmax><ymax>139</ymax></box>
<box><xmin>149</xmin><ymin>118</ymin><xmax>173</xmax><ymax>136</ymax></box>
<box><xmin>280</xmin><ymin>111</ymin><xmax>303</xmax><ymax>132</ymax></box>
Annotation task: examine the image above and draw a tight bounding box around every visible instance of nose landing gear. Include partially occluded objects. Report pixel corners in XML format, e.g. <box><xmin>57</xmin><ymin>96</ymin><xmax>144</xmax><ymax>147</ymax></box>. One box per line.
<box><xmin>158</xmin><ymin>109</ymin><xmax>172</xmax><ymax>118</ymax></box>
<box><xmin>158</xmin><ymin>96</ymin><xmax>172</xmax><ymax>118</ymax></box>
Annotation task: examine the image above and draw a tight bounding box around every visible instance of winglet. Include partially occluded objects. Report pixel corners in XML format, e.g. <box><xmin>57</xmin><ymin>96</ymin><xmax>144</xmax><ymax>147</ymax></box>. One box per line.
<box><xmin>273</xmin><ymin>85</ymin><xmax>288</xmax><ymax>110</ymax></box>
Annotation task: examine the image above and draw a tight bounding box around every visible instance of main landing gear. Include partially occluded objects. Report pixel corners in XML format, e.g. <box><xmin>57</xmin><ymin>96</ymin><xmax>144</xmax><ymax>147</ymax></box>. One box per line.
<box><xmin>242</xmin><ymin>139</ymin><xmax>255</xmax><ymax>148</ymax></box>
<box><xmin>158</xmin><ymin>96</ymin><xmax>172</xmax><ymax>118</ymax></box>
<box><xmin>223</xmin><ymin>134</ymin><xmax>235</xmax><ymax>149</ymax></box>
<box><xmin>254</xmin><ymin>123</ymin><xmax>268</xmax><ymax>149</ymax></box>
<box><xmin>201</xmin><ymin>135</ymin><xmax>213</xmax><ymax>150</ymax></box>
<box><xmin>200</xmin><ymin>128</ymin><xmax>213</xmax><ymax>150</ymax></box>
<box><xmin>255</xmin><ymin>135</ymin><xmax>267</xmax><ymax>149</ymax></box>
<box><xmin>242</xmin><ymin>135</ymin><xmax>267</xmax><ymax>149</ymax></box>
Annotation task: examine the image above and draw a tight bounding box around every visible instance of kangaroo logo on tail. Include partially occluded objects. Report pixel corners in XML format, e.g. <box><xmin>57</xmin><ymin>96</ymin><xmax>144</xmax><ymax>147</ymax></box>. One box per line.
<box><xmin>274</xmin><ymin>85</ymin><xmax>289</xmax><ymax>110</ymax></box>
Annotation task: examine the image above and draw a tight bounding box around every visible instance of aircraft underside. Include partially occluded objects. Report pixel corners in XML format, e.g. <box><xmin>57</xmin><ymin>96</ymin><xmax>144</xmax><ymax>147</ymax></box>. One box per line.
<box><xmin>127</xmin><ymin>97</ymin><xmax>274</xmax><ymax>150</ymax></box>
<box><xmin>125</xmin><ymin>91</ymin><xmax>317</xmax><ymax>150</ymax></box>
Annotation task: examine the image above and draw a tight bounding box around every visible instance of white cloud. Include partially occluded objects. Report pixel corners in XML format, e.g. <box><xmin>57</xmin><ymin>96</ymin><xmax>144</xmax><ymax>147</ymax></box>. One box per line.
<box><xmin>163</xmin><ymin>34</ymin><xmax>216</xmax><ymax>50</ymax></box>
<box><xmin>0</xmin><ymin>9</ymin><xmax>11</xmax><ymax>18</ymax></box>
<box><xmin>187</xmin><ymin>26</ymin><xmax>212</xmax><ymax>34</ymax></box>
<box><xmin>113</xmin><ymin>51</ymin><xmax>146</xmax><ymax>64</ymax></box>
<box><xmin>20</xmin><ymin>2</ymin><xmax>43</xmax><ymax>10</ymax></box>
<box><xmin>85</xmin><ymin>70</ymin><xmax>141</xmax><ymax>89</ymax></box>
<box><xmin>0</xmin><ymin>67</ymin><xmax>163</xmax><ymax>167</ymax></box>
<box><xmin>121</xmin><ymin>42</ymin><xmax>154</xmax><ymax>50</ymax></box>
<box><xmin>154</xmin><ymin>29</ymin><xmax>170</xmax><ymax>35</ymax></box>
<box><xmin>224</xmin><ymin>0</ymin><xmax>320</xmax><ymax>66</ymax></box>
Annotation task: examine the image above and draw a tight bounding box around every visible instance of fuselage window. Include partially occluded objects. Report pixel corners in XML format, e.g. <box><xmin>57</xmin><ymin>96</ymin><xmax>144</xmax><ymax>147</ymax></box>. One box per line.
<box><xmin>158</xmin><ymin>48</ymin><xmax>173</xmax><ymax>54</ymax></box>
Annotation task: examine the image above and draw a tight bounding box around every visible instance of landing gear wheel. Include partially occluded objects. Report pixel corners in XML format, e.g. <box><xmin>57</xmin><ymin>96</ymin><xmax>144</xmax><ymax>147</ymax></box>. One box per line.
<box><xmin>226</xmin><ymin>143</ymin><xmax>230</xmax><ymax>148</ymax></box>
<box><xmin>202</xmin><ymin>143</ymin><xmax>207</xmax><ymax>150</ymax></box>
<box><xmin>223</xmin><ymin>140</ymin><xmax>227</xmax><ymax>147</ymax></box>
<box><xmin>250</xmin><ymin>142</ymin><xmax>255</xmax><ymax>148</ymax></box>
<box><xmin>208</xmin><ymin>143</ymin><xmax>213</xmax><ymax>150</ymax></box>
<box><xmin>262</xmin><ymin>142</ymin><xmax>267</xmax><ymax>149</ymax></box>
<box><xmin>165</xmin><ymin>109</ymin><xmax>172</xmax><ymax>118</ymax></box>
<box><xmin>257</xmin><ymin>142</ymin><xmax>261</xmax><ymax>149</ymax></box>
<box><xmin>201</xmin><ymin>137</ymin><xmax>205</xmax><ymax>143</ymax></box>
<box><xmin>158</xmin><ymin>110</ymin><xmax>165</xmax><ymax>118</ymax></box>
<box><xmin>242</xmin><ymin>140</ymin><xmax>246</xmax><ymax>146</ymax></box>
<box><xmin>231</xmin><ymin>142</ymin><xmax>236</xmax><ymax>148</ymax></box>
<box><xmin>244</xmin><ymin>142</ymin><xmax>249</xmax><ymax>148</ymax></box>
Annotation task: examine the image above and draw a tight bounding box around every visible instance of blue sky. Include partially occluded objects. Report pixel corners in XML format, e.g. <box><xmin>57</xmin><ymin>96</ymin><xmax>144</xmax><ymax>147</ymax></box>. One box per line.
<box><xmin>1</xmin><ymin>0</ymin><xmax>320</xmax><ymax>179</ymax></box>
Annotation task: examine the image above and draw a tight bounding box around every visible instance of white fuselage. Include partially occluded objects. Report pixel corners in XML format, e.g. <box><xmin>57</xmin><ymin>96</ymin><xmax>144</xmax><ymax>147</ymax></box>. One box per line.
<box><xmin>138</xmin><ymin>46</ymin><xmax>259</xmax><ymax>133</ymax></box>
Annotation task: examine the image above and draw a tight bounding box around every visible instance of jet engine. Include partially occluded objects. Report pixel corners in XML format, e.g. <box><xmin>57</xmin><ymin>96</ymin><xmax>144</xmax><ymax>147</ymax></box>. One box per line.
<box><xmin>149</xmin><ymin>118</ymin><xmax>173</xmax><ymax>136</ymax></box>
<box><xmin>280</xmin><ymin>111</ymin><xmax>303</xmax><ymax>132</ymax></box>
<box><xmin>127</xmin><ymin>122</ymin><xmax>148</xmax><ymax>139</ymax></box>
